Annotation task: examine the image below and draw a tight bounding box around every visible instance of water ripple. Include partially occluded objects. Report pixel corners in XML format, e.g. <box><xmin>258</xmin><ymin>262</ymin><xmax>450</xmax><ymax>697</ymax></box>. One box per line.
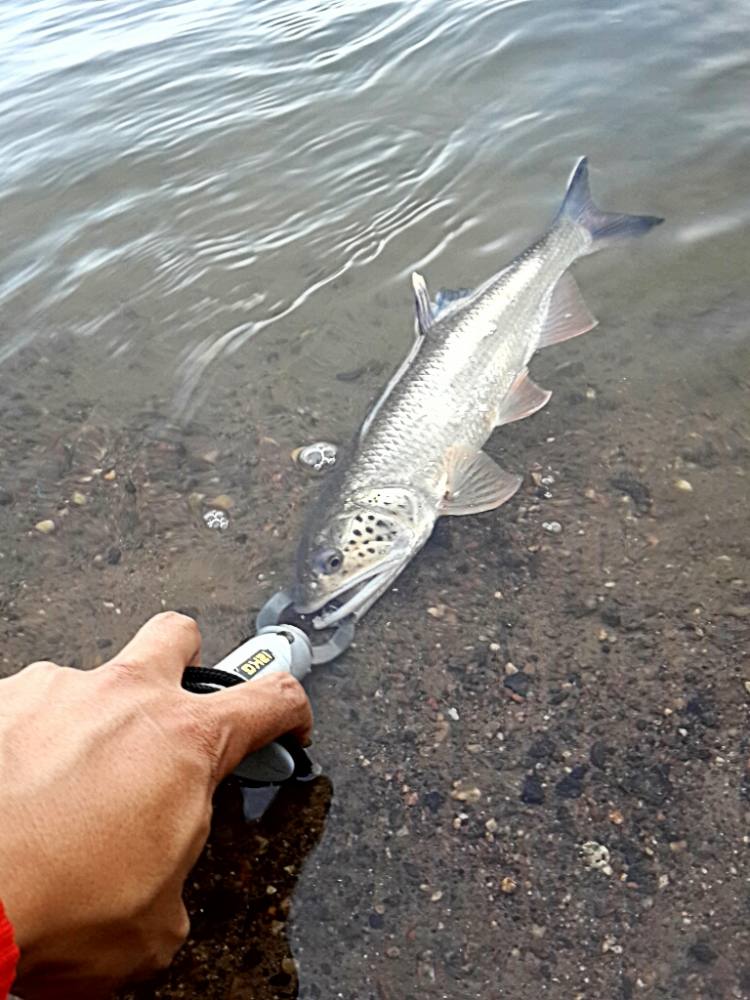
<box><xmin>0</xmin><ymin>0</ymin><xmax>748</xmax><ymax>413</ymax></box>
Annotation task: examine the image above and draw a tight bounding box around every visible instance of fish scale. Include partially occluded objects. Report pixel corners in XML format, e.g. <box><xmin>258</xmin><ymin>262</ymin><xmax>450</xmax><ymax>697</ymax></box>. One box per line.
<box><xmin>294</xmin><ymin>158</ymin><xmax>663</xmax><ymax>627</ymax></box>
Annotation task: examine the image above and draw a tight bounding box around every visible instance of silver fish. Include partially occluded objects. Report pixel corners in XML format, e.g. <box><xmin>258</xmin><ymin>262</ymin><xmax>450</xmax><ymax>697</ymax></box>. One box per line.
<box><xmin>294</xmin><ymin>158</ymin><xmax>662</xmax><ymax>627</ymax></box>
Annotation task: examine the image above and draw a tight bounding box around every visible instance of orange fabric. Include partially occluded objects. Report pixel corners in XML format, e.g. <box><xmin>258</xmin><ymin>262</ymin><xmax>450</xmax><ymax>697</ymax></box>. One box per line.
<box><xmin>0</xmin><ymin>899</ymin><xmax>18</xmax><ymax>999</ymax></box>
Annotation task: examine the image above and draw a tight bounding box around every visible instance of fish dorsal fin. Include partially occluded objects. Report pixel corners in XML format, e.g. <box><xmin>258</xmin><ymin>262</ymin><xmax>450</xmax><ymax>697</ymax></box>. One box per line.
<box><xmin>411</xmin><ymin>271</ymin><xmax>434</xmax><ymax>334</ymax></box>
<box><xmin>440</xmin><ymin>447</ymin><xmax>522</xmax><ymax>516</ymax></box>
<box><xmin>539</xmin><ymin>272</ymin><xmax>598</xmax><ymax>348</ymax></box>
<box><xmin>496</xmin><ymin>368</ymin><xmax>552</xmax><ymax>426</ymax></box>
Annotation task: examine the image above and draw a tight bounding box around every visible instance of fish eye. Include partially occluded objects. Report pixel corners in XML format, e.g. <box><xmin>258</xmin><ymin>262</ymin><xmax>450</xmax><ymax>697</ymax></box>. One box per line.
<box><xmin>312</xmin><ymin>546</ymin><xmax>344</xmax><ymax>575</ymax></box>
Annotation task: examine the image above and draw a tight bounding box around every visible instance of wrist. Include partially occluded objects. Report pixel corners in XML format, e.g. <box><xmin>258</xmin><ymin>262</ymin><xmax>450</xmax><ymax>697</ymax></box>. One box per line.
<box><xmin>0</xmin><ymin>898</ymin><xmax>20</xmax><ymax>997</ymax></box>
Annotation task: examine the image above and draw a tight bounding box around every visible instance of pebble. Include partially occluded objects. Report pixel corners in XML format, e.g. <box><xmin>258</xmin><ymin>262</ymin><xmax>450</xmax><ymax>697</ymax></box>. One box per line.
<box><xmin>422</xmin><ymin>790</ymin><xmax>444</xmax><ymax>813</ymax></box>
<box><xmin>555</xmin><ymin>765</ymin><xmax>588</xmax><ymax>799</ymax></box>
<box><xmin>580</xmin><ymin>841</ymin><xmax>613</xmax><ymax>876</ymax></box>
<box><xmin>521</xmin><ymin>774</ymin><xmax>545</xmax><ymax>805</ymax></box>
<box><xmin>450</xmin><ymin>782</ymin><xmax>481</xmax><ymax>804</ymax></box>
<box><xmin>293</xmin><ymin>442</ymin><xmax>338</xmax><ymax>472</ymax></box>
<box><xmin>500</xmin><ymin>876</ymin><xmax>517</xmax><ymax>895</ymax></box>
<box><xmin>674</xmin><ymin>478</ymin><xmax>693</xmax><ymax>492</ymax></box>
<box><xmin>208</xmin><ymin>494</ymin><xmax>234</xmax><ymax>510</ymax></box>
<box><xmin>485</xmin><ymin>818</ymin><xmax>499</xmax><ymax>834</ymax></box>
<box><xmin>34</xmin><ymin>519</ymin><xmax>56</xmax><ymax>534</ymax></box>
<box><xmin>446</xmin><ymin>706</ymin><xmax>460</xmax><ymax>721</ymax></box>
<box><xmin>590</xmin><ymin>741</ymin><xmax>611</xmax><ymax>769</ymax></box>
<box><xmin>688</xmin><ymin>941</ymin><xmax>718</xmax><ymax>964</ymax></box>
<box><xmin>504</xmin><ymin>672</ymin><xmax>530</xmax><ymax>697</ymax></box>
<box><xmin>203</xmin><ymin>509</ymin><xmax>230</xmax><ymax>531</ymax></box>
<box><xmin>103</xmin><ymin>469</ymin><xmax>116</xmax><ymax>481</ymax></box>
<box><xmin>542</xmin><ymin>520</ymin><xmax>563</xmax><ymax>534</ymax></box>
<box><xmin>71</xmin><ymin>491</ymin><xmax>87</xmax><ymax>506</ymax></box>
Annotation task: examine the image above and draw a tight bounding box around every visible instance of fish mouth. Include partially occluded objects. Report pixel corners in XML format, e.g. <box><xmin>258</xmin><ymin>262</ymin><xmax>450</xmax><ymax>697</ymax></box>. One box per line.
<box><xmin>295</xmin><ymin>557</ymin><xmax>406</xmax><ymax>630</ymax></box>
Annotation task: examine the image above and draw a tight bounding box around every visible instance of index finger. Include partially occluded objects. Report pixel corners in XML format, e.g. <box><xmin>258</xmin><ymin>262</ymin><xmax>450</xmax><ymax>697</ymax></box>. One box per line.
<box><xmin>107</xmin><ymin>611</ymin><xmax>202</xmax><ymax>682</ymax></box>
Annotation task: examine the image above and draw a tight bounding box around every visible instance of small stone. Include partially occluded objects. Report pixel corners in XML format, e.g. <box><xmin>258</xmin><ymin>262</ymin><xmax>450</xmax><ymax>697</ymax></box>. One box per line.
<box><xmin>555</xmin><ymin>765</ymin><xmax>588</xmax><ymax>799</ymax></box>
<box><xmin>669</xmin><ymin>839</ymin><xmax>688</xmax><ymax>853</ymax></box>
<box><xmin>688</xmin><ymin>941</ymin><xmax>717</xmax><ymax>964</ymax></box>
<box><xmin>674</xmin><ymin>478</ymin><xmax>693</xmax><ymax>492</ymax></box>
<box><xmin>446</xmin><ymin>706</ymin><xmax>460</xmax><ymax>721</ymax></box>
<box><xmin>500</xmin><ymin>876</ymin><xmax>517</xmax><ymax>895</ymax></box>
<box><xmin>590</xmin><ymin>741</ymin><xmax>611</xmax><ymax>769</ymax></box>
<box><xmin>608</xmin><ymin>809</ymin><xmax>624</xmax><ymax>825</ymax></box>
<box><xmin>281</xmin><ymin>957</ymin><xmax>297</xmax><ymax>976</ymax></box>
<box><xmin>422</xmin><ymin>790</ymin><xmax>444</xmax><ymax>813</ymax></box>
<box><xmin>542</xmin><ymin>520</ymin><xmax>563</xmax><ymax>534</ymax></box>
<box><xmin>485</xmin><ymin>818</ymin><xmax>499</xmax><ymax>834</ymax></box>
<box><xmin>71</xmin><ymin>492</ymin><xmax>87</xmax><ymax>506</ymax></box>
<box><xmin>208</xmin><ymin>494</ymin><xmax>234</xmax><ymax>510</ymax></box>
<box><xmin>187</xmin><ymin>492</ymin><xmax>205</xmax><ymax>513</ymax></box>
<box><xmin>450</xmin><ymin>782</ymin><xmax>481</xmax><ymax>804</ymax></box>
<box><xmin>580</xmin><ymin>841</ymin><xmax>613</xmax><ymax>876</ymax></box>
<box><xmin>430</xmin><ymin>889</ymin><xmax>443</xmax><ymax>902</ymax></box>
<box><xmin>106</xmin><ymin>547</ymin><xmax>122</xmax><ymax>566</ymax></box>
<box><xmin>521</xmin><ymin>774</ymin><xmax>545</xmax><ymax>805</ymax></box>
<box><xmin>585</xmin><ymin>387</ymin><xmax>597</xmax><ymax>400</ymax></box>
<box><xmin>504</xmin><ymin>672</ymin><xmax>530</xmax><ymax>697</ymax></box>
<box><xmin>34</xmin><ymin>519</ymin><xmax>56</xmax><ymax>534</ymax></box>
<box><xmin>294</xmin><ymin>441</ymin><xmax>338</xmax><ymax>472</ymax></box>
<box><xmin>386</xmin><ymin>946</ymin><xmax>401</xmax><ymax>959</ymax></box>
<box><xmin>203</xmin><ymin>509</ymin><xmax>230</xmax><ymax>531</ymax></box>
<box><xmin>743</xmin><ymin>680</ymin><xmax>750</xmax><ymax>696</ymax></box>
<box><xmin>103</xmin><ymin>469</ymin><xmax>116</xmax><ymax>481</ymax></box>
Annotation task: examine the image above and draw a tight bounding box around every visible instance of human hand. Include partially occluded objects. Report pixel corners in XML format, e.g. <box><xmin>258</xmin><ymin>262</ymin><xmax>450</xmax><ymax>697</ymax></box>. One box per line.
<box><xmin>0</xmin><ymin>611</ymin><xmax>312</xmax><ymax>999</ymax></box>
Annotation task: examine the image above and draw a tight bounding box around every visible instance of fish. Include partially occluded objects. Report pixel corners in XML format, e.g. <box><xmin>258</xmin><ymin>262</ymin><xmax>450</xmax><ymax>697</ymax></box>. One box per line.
<box><xmin>293</xmin><ymin>157</ymin><xmax>663</xmax><ymax>628</ymax></box>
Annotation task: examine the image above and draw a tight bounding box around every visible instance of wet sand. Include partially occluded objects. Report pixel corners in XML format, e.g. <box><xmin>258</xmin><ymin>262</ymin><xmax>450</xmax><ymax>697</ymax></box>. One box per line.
<box><xmin>2</xmin><ymin>288</ymin><xmax>748</xmax><ymax>999</ymax></box>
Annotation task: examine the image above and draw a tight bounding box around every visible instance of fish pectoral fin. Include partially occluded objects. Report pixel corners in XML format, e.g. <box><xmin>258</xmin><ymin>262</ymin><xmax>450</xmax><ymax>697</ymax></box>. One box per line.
<box><xmin>495</xmin><ymin>368</ymin><xmax>552</xmax><ymax>426</ymax></box>
<box><xmin>440</xmin><ymin>448</ymin><xmax>522</xmax><ymax>516</ymax></box>
<box><xmin>539</xmin><ymin>272</ymin><xmax>598</xmax><ymax>348</ymax></box>
<box><xmin>411</xmin><ymin>271</ymin><xmax>434</xmax><ymax>334</ymax></box>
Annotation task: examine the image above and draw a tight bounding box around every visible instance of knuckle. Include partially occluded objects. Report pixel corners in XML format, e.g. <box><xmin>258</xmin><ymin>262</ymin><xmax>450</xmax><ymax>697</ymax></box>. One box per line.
<box><xmin>152</xmin><ymin>610</ymin><xmax>200</xmax><ymax>642</ymax></box>
<box><xmin>24</xmin><ymin>659</ymin><xmax>59</xmax><ymax>675</ymax></box>
<box><xmin>275</xmin><ymin>673</ymin><xmax>311</xmax><ymax>716</ymax></box>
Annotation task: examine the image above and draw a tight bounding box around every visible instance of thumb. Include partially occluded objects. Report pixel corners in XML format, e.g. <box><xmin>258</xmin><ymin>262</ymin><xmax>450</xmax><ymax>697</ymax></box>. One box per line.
<box><xmin>201</xmin><ymin>672</ymin><xmax>313</xmax><ymax>782</ymax></box>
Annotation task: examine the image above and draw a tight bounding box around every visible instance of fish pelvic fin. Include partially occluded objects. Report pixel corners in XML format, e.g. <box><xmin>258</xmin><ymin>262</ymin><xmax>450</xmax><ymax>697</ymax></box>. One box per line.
<box><xmin>539</xmin><ymin>272</ymin><xmax>598</xmax><ymax>348</ymax></box>
<box><xmin>557</xmin><ymin>157</ymin><xmax>664</xmax><ymax>251</ymax></box>
<box><xmin>440</xmin><ymin>448</ymin><xmax>522</xmax><ymax>516</ymax></box>
<box><xmin>495</xmin><ymin>368</ymin><xmax>551</xmax><ymax>426</ymax></box>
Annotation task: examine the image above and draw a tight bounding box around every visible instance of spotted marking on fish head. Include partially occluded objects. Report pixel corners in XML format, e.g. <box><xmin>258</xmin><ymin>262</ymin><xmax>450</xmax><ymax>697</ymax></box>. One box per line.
<box><xmin>294</xmin><ymin>486</ymin><xmax>433</xmax><ymax>617</ymax></box>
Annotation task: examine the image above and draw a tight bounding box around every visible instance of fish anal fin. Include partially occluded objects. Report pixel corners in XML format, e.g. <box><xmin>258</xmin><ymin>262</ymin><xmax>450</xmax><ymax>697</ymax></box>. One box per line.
<box><xmin>496</xmin><ymin>368</ymin><xmax>551</xmax><ymax>426</ymax></box>
<box><xmin>539</xmin><ymin>272</ymin><xmax>598</xmax><ymax>348</ymax></box>
<box><xmin>440</xmin><ymin>448</ymin><xmax>522</xmax><ymax>516</ymax></box>
<box><xmin>411</xmin><ymin>271</ymin><xmax>434</xmax><ymax>334</ymax></box>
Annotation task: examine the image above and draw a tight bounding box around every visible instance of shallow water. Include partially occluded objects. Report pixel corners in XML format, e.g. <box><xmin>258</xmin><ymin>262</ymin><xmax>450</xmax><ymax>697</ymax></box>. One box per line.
<box><xmin>1</xmin><ymin>2</ymin><xmax>749</xmax><ymax>998</ymax></box>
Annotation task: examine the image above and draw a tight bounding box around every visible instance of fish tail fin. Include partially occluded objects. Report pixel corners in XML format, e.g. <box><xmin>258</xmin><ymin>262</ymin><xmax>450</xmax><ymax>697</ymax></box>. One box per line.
<box><xmin>557</xmin><ymin>157</ymin><xmax>664</xmax><ymax>251</ymax></box>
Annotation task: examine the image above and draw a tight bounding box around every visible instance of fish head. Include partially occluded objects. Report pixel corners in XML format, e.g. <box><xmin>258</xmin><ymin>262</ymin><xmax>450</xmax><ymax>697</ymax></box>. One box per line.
<box><xmin>294</xmin><ymin>486</ymin><xmax>433</xmax><ymax>628</ymax></box>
